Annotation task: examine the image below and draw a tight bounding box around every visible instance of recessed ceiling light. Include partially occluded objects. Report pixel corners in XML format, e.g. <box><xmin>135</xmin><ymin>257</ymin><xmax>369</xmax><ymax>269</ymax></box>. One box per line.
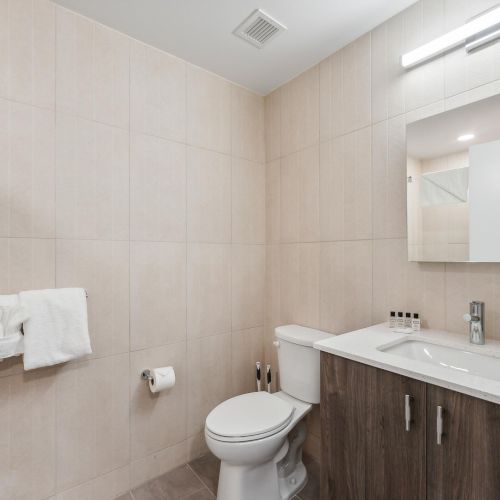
<box><xmin>457</xmin><ymin>133</ymin><xmax>475</xmax><ymax>142</ymax></box>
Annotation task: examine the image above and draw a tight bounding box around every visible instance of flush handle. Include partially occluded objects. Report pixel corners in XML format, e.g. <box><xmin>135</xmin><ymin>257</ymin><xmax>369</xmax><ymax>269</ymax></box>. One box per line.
<box><xmin>273</xmin><ymin>340</ymin><xmax>280</xmax><ymax>348</ymax></box>
<box><xmin>437</xmin><ymin>405</ymin><xmax>444</xmax><ymax>445</ymax></box>
<box><xmin>405</xmin><ymin>394</ymin><xmax>412</xmax><ymax>432</ymax></box>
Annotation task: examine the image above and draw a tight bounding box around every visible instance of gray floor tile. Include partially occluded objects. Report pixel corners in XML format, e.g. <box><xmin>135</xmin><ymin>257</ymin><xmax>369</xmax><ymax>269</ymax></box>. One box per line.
<box><xmin>188</xmin><ymin>453</ymin><xmax>220</xmax><ymax>495</ymax></box>
<box><xmin>132</xmin><ymin>465</ymin><xmax>205</xmax><ymax>500</ymax></box>
<box><xmin>183</xmin><ymin>489</ymin><xmax>215</xmax><ymax>500</ymax></box>
<box><xmin>115</xmin><ymin>494</ymin><xmax>134</xmax><ymax>500</ymax></box>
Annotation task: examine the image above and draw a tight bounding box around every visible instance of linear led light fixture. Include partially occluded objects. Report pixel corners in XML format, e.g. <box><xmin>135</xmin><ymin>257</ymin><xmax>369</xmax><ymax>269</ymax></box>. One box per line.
<box><xmin>401</xmin><ymin>5</ymin><xmax>500</xmax><ymax>68</ymax></box>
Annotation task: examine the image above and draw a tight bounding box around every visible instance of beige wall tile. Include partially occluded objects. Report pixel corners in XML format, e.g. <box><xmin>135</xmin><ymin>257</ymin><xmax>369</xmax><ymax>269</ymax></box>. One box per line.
<box><xmin>232</xmin><ymin>245</ymin><xmax>266</xmax><ymax>330</ymax></box>
<box><xmin>0</xmin><ymin>237</ymin><xmax>55</xmax><ymax>295</ymax></box>
<box><xmin>297</xmin><ymin>243</ymin><xmax>320</xmax><ymax>329</ymax></box>
<box><xmin>342</xmin><ymin>33</ymin><xmax>371</xmax><ymax>134</ymax></box>
<box><xmin>130</xmin><ymin>242</ymin><xmax>186</xmax><ymax>350</ymax></box>
<box><xmin>264</xmin><ymin>89</ymin><xmax>281</xmax><ymax>161</ymax></box>
<box><xmin>56</xmin><ymin>114</ymin><xmax>129</xmax><ymax>240</ymax></box>
<box><xmin>0</xmin><ymin>0</ymin><xmax>55</xmax><ymax>108</ymax></box>
<box><xmin>187</xmin><ymin>333</ymin><xmax>232</xmax><ymax>437</ymax></box>
<box><xmin>266</xmin><ymin>245</ymin><xmax>281</xmax><ymax>331</ymax></box>
<box><xmin>0</xmin><ymin>368</ymin><xmax>57</xmax><ymax>500</ymax></box>
<box><xmin>231</xmin><ymin>85</ymin><xmax>265</xmax><ymax>162</ymax></box>
<box><xmin>130</xmin><ymin>40</ymin><xmax>186</xmax><ymax>141</ymax></box>
<box><xmin>319</xmin><ymin>52</ymin><xmax>342</xmax><ymax>142</ymax></box>
<box><xmin>55</xmin><ymin>7</ymin><xmax>93</xmax><ymax>119</ymax></box>
<box><xmin>55</xmin><ymin>465</ymin><xmax>130</xmax><ymax>500</ymax></box>
<box><xmin>232</xmin><ymin>158</ymin><xmax>265</xmax><ymax>244</ymax></box>
<box><xmin>187</xmin><ymin>243</ymin><xmax>231</xmax><ymax>339</ymax></box>
<box><xmin>130</xmin><ymin>441</ymin><xmax>187</xmax><ymax>489</ymax></box>
<box><xmin>130</xmin><ymin>133</ymin><xmax>185</xmax><ymax>242</ymax></box>
<box><xmin>266</xmin><ymin>160</ymin><xmax>280</xmax><ymax>244</ymax></box>
<box><xmin>93</xmin><ymin>24</ymin><xmax>130</xmax><ymax>129</ymax></box>
<box><xmin>372</xmin><ymin>117</ymin><xmax>406</xmax><ymax>239</ymax></box>
<box><xmin>130</xmin><ymin>343</ymin><xmax>186</xmax><ymax>460</ymax></box>
<box><xmin>280</xmin><ymin>146</ymin><xmax>320</xmax><ymax>243</ymax></box>
<box><xmin>281</xmin><ymin>65</ymin><xmax>319</xmax><ymax>155</ymax></box>
<box><xmin>187</xmin><ymin>65</ymin><xmax>231</xmax><ymax>153</ymax></box>
<box><xmin>56</xmin><ymin>354</ymin><xmax>129</xmax><ymax>491</ymax></box>
<box><xmin>0</xmin><ymin>100</ymin><xmax>55</xmax><ymax>238</ymax></box>
<box><xmin>231</xmin><ymin>327</ymin><xmax>265</xmax><ymax>395</ymax></box>
<box><xmin>187</xmin><ymin>147</ymin><xmax>231</xmax><ymax>243</ymax></box>
<box><xmin>279</xmin><ymin>244</ymin><xmax>299</xmax><ymax>325</ymax></box>
<box><xmin>56</xmin><ymin>239</ymin><xmax>129</xmax><ymax>357</ymax></box>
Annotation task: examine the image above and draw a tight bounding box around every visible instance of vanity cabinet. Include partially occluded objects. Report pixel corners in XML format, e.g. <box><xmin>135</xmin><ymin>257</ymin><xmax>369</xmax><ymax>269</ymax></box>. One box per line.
<box><xmin>320</xmin><ymin>353</ymin><xmax>500</xmax><ymax>500</ymax></box>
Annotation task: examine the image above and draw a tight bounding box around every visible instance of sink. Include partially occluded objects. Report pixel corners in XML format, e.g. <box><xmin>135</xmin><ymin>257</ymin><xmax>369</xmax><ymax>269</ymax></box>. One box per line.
<box><xmin>378</xmin><ymin>339</ymin><xmax>500</xmax><ymax>382</ymax></box>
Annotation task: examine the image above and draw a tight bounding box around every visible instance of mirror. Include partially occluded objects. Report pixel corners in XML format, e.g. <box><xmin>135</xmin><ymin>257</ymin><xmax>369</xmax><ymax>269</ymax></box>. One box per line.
<box><xmin>407</xmin><ymin>93</ymin><xmax>500</xmax><ymax>262</ymax></box>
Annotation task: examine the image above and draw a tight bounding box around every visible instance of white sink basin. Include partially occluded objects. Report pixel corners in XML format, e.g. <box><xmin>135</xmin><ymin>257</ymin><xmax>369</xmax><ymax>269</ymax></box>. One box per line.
<box><xmin>378</xmin><ymin>338</ymin><xmax>500</xmax><ymax>383</ymax></box>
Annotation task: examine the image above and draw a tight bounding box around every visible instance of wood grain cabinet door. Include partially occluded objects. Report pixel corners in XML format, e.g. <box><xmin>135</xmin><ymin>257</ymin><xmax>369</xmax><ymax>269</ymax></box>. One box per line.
<box><xmin>427</xmin><ymin>385</ymin><xmax>500</xmax><ymax>500</ymax></box>
<box><xmin>365</xmin><ymin>366</ymin><xmax>427</xmax><ymax>500</ymax></box>
<box><xmin>321</xmin><ymin>353</ymin><xmax>367</xmax><ymax>500</ymax></box>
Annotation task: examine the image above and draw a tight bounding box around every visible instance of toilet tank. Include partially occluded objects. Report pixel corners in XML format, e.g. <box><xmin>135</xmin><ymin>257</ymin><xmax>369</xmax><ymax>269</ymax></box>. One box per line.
<box><xmin>274</xmin><ymin>325</ymin><xmax>333</xmax><ymax>404</ymax></box>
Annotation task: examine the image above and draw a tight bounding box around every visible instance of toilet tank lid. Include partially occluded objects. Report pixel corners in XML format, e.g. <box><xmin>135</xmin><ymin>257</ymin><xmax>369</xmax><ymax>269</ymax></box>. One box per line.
<box><xmin>275</xmin><ymin>325</ymin><xmax>332</xmax><ymax>347</ymax></box>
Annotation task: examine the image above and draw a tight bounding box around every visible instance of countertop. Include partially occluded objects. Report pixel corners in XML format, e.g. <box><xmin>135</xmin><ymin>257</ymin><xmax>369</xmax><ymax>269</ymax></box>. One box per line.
<box><xmin>314</xmin><ymin>323</ymin><xmax>500</xmax><ymax>404</ymax></box>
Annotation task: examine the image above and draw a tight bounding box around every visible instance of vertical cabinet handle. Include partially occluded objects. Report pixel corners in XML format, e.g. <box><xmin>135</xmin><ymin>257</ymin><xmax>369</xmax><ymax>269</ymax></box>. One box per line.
<box><xmin>404</xmin><ymin>394</ymin><xmax>412</xmax><ymax>432</ymax></box>
<box><xmin>436</xmin><ymin>405</ymin><xmax>444</xmax><ymax>445</ymax></box>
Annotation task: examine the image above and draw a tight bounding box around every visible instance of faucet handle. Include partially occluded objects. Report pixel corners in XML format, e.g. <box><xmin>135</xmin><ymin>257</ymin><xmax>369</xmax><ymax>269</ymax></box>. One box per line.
<box><xmin>463</xmin><ymin>313</ymin><xmax>472</xmax><ymax>322</ymax></box>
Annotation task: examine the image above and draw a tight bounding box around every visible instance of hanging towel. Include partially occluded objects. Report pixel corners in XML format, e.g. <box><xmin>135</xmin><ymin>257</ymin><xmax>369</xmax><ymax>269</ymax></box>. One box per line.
<box><xmin>19</xmin><ymin>288</ymin><xmax>92</xmax><ymax>370</ymax></box>
<box><xmin>0</xmin><ymin>295</ymin><xmax>26</xmax><ymax>360</ymax></box>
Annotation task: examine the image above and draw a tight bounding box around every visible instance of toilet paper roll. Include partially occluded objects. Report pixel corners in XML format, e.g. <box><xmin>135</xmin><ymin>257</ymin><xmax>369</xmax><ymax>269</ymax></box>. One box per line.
<box><xmin>149</xmin><ymin>366</ymin><xmax>175</xmax><ymax>394</ymax></box>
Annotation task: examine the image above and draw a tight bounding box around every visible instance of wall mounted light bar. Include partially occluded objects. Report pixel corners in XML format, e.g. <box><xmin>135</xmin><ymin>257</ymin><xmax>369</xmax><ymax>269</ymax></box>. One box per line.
<box><xmin>401</xmin><ymin>5</ymin><xmax>500</xmax><ymax>68</ymax></box>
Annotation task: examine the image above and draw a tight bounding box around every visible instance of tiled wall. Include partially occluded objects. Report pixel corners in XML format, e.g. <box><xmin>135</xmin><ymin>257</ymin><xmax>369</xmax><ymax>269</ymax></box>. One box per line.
<box><xmin>264</xmin><ymin>0</ymin><xmax>500</xmax><ymax>459</ymax></box>
<box><xmin>0</xmin><ymin>1</ymin><xmax>265</xmax><ymax>498</ymax></box>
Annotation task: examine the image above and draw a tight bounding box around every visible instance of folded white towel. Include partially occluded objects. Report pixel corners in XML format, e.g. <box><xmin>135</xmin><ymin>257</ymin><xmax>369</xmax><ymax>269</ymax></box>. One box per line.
<box><xmin>0</xmin><ymin>295</ymin><xmax>26</xmax><ymax>360</ymax></box>
<box><xmin>19</xmin><ymin>288</ymin><xmax>92</xmax><ymax>370</ymax></box>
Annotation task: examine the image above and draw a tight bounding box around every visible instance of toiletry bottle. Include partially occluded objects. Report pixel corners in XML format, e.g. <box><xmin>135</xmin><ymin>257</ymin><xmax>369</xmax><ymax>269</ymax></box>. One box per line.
<box><xmin>389</xmin><ymin>311</ymin><xmax>396</xmax><ymax>328</ymax></box>
<box><xmin>266</xmin><ymin>364</ymin><xmax>272</xmax><ymax>393</ymax></box>
<box><xmin>397</xmin><ymin>312</ymin><xmax>404</xmax><ymax>328</ymax></box>
<box><xmin>405</xmin><ymin>312</ymin><xmax>412</xmax><ymax>328</ymax></box>
<box><xmin>412</xmin><ymin>313</ymin><xmax>421</xmax><ymax>332</ymax></box>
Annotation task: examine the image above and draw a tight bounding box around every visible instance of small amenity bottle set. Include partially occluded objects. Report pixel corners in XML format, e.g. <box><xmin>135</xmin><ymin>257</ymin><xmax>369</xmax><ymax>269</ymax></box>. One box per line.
<box><xmin>389</xmin><ymin>311</ymin><xmax>420</xmax><ymax>333</ymax></box>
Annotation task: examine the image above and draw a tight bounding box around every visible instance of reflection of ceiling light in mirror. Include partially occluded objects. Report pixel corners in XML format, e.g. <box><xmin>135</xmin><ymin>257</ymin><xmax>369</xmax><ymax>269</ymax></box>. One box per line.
<box><xmin>457</xmin><ymin>133</ymin><xmax>475</xmax><ymax>142</ymax></box>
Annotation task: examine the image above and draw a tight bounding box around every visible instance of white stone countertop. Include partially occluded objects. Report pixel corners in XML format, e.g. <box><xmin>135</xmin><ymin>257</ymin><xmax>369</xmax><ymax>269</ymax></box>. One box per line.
<box><xmin>314</xmin><ymin>323</ymin><xmax>500</xmax><ymax>404</ymax></box>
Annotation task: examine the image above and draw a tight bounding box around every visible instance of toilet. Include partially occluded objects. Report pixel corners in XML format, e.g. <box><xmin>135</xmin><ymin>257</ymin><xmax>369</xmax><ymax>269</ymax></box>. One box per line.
<box><xmin>205</xmin><ymin>324</ymin><xmax>332</xmax><ymax>500</ymax></box>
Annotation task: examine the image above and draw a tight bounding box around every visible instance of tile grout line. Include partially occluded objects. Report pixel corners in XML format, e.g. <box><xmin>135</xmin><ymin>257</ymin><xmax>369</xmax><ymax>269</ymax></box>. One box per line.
<box><xmin>186</xmin><ymin>463</ymin><xmax>216</xmax><ymax>498</ymax></box>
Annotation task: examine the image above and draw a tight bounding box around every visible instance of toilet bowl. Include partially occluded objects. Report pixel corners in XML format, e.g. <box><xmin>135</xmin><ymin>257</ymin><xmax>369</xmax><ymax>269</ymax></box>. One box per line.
<box><xmin>205</xmin><ymin>325</ymin><xmax>332</xmax><ymax>500</ymax></box>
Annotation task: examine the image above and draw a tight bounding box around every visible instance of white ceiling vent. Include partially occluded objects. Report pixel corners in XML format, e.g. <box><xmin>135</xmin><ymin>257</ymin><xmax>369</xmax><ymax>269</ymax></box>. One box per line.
<box><xmin>233</xmin><ymin>9</ymin><xmax>287</xmax><ymax>49</ymax></box>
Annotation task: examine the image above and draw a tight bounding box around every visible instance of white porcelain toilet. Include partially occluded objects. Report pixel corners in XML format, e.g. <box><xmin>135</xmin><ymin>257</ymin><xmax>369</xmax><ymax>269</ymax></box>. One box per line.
<box><xmin>205</xmin><ymin>325</ymin><xmax>332</xmax><ymax>500</ymax></box>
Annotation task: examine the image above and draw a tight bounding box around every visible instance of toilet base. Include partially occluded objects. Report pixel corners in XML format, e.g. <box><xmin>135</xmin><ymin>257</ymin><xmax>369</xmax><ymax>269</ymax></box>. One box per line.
<box><xmin>216</xmin><ymin>456</ymin><xmax>307</xmax><ymax>500</ymax></box>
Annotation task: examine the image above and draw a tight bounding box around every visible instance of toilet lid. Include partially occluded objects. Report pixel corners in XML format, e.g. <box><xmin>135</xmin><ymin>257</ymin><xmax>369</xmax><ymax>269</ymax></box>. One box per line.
<box><xmin>206</xmin><ymin>392</ymin><xmax>294</xmax><ymax>439</ymax></box>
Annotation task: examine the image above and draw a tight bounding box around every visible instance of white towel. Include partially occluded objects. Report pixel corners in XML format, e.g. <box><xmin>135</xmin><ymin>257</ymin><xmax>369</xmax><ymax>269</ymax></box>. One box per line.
<box><xmin>0</xmin><ymin>295</ymin><xmax>26</xmax><ymax>360</ymax></box>
<box><xmin>19</xmin><ymin>288</ymin><xmax>92</xmax><ymax>370</ymax></box>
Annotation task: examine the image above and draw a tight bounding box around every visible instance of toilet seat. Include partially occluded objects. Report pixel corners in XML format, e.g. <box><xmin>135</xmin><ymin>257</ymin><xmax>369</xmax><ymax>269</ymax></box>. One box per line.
<box><xmin>206</xmin><ymin>392</ymin><xmax>294</xmax><ymax>443</ymax></box>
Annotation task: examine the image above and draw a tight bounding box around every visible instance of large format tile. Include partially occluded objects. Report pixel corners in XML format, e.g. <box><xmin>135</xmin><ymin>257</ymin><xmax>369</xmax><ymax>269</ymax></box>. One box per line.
<box><xmin>0</xmin><ymin>100</ymin><xmax>55</xmax><ymax>238</ymax></box>
<box><xmin>264</xmin><ymin>89</ymin><xmax>281</xmax><ymax>161</ymax></box>
<box><xmin>232</xmin><ymin>158</ymin><xmax>265</xmax><ymax>244</ymax></box>
<box><xmin>187</xmin><ymin>65</ymin><xmax>231</xmax><ymax>154</ymax></box>
<box><xmin>56</xmin><ymin>114</ymin><xmax>129</xmax><ymax>240</ymax></box>
<box><xmin>189</xmin><ymin>453</ymin><xmax>220</xmax><ymax>496</ymax></box>
<box><xmin>187</xmin><ymin>147</ymin><xmax>231</xmax><ymax>243</ymax></box>
<box><xmin>130</xmin><ymin>40</ymin><xmax>186</xmax><ymax>141</ymax></box>
<box><xmin>0</xmin><ymin>369</ymin><xmax>57</xmax><ymax>500</ymax></box>
<box><xmin>187</xmin><ymin>243</ymin><xmax>231</xmax><ymax>339</ymax></box>
<box><xmin>231</xmin><ymin>245</ymin><xmax>265</xmax><ymax>331</ymax></box>
<box><xmin>187</xmin><ymin>333</ymin><xmax>232</xmax><ymax>437</ymax></box>
<box><xmin>130</xmin><ymin>242</ymin><xmax>186</xmax><ymax>350</ymax></box>
<box><xmin>56</xmin><ymin>355</ymin><xmax>130</xmax><ymax>492</ymax></box>
<box><xmin>132</xmin><ymin>465</ymin><xmax>205</xmax><ymax>500</ymax></box>
<box><xmin>130</xmin><ymin>343</ymin><xmax>186</xmax><ymax>461</ymax></box>
<box><xmin>266</xmin><ymin>159</ymin><xmax>281</xmax><ymax>244</ymax></box>
<box><xmin>56</xmin><ymin>239</ymin><xmax>130</xmax><ymax>357</ymax></box>
<box><xmin>231</xmin><ymin>85</ymin><xmax>265</xmax><ymax>163</ymax></box>
<box><xmin>130</xmin><ymin>133</ymin><xmax>186</xmax><ymax>242</ymax></box>
<box><xmin>0</xmin><ymin>0</ymin><xmax>55</xmax><ymax>108</ymax></box>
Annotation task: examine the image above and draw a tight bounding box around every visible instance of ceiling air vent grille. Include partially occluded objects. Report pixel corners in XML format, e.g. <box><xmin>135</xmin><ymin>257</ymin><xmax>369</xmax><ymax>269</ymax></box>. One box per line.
<box><xmin>233</xmin><ymin>9</ymin><xmax>287</xmax><ymax>49</ymax></box>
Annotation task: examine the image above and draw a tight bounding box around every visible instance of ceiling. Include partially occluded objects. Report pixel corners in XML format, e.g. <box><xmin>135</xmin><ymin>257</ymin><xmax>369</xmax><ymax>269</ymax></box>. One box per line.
<box><xmin>407</xmin><ymin>94</ymin><xmax>500</xmax><ymax>160</ymax></box>
<box><xmin>53</xmin><ymin>0</ymin><xmax>416</xmax><ymax>95</ymax></box>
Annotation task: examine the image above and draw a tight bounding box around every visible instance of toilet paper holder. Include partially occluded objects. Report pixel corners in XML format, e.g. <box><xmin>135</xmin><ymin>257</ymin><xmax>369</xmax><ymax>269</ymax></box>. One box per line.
<box><xmin>141</xmin><ymin>369</ymin><xmax>153</xmax><ymax>381</ymax></box>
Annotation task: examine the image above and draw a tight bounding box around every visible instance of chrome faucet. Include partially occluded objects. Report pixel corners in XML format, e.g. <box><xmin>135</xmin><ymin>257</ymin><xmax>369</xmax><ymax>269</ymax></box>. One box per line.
<box><xmin>463</xmin><ymin>301</ymin><xmax>485</xmax><ymax>345</ymax></box>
